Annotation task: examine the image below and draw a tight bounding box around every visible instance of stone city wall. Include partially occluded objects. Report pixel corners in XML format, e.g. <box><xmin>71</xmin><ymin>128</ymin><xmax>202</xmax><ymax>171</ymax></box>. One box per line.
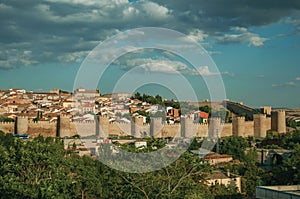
<box><xmin>0</xmin><ymin>110</ymin><xmax>287</xmax><ymax>138</ymax></box>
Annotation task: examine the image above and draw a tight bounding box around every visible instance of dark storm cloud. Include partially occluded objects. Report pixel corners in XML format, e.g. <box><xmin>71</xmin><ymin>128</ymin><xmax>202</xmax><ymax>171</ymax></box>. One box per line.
<box><xmin>0</xmin><ymin>0</ymin><xmax>299</xmax><ymax>69</ymax></box>
<box><xmin>153</xmin><ymin>0</ymin><xmax>300</xmax><ymax>31</ymax></box>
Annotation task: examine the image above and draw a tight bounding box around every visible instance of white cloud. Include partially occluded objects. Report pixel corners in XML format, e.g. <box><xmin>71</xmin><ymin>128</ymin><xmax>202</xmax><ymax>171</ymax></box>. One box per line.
<box><xmin>187</xmin><ymin>29</ymin><xmax>208</xmax><ymax>42</ymax></box>
<box><xmin>1</xmin><ymin>0</ymin><xmax>291</xmax><ymax>69</ymax></box>
<box><xmin>217</xmin><ymin>27</ymin><xmax>269</xmax><ymax>47</ymax></box>
<box><xmin>296</xmin><ymin>77</ymin><xmax>300</xmax><ymax>81</ymax></box>
<box><xmin>207</xmin><ymin>51</ymin><xmax>222</xmax><ymax>55</ymax></box>
<box><xmin>121</xmin><ymin>58</ymin><xmax>195</xmax><ymax>74</ymax></box>
<box><xmin>140</xmin><ymin>1</ymin><xmax>170</xmax><ymax>19</ymax></box>
<box><xmin>44</xmin><ymin>0</ymin><xmax>171</xmax><ymax>23</ymax></box>
<box><xmin>197</xmin><ymin>66</ymin><xmax>231</xmax><ymax>76</ymax></box>
<box><xmin>45</xmin><ymin>0</ymin><xmax>128</xmax><ymax>6</ymax></box>
<box><xmin>0</xmin><ymin>49</ymin><xmax>38</xmax><ymax>69</ymax></box>
<box><xmin>272</xmin><ymin>81</ymin><xmax>298</xmax><ymax>87</ymax></box>
<box><xmin>0</xmin><ymin>3</ymin><xmax>13</xmax><ymax>10</ymax></box>
<box><xmin>58</xmin><ymin>51</ymin><xmax>89</xmax><ymax>63</ymax></box>
<box><xmin>116</xmin><ymin>57</ymin><xmax>231</xmax><ymax>76</ymax></box>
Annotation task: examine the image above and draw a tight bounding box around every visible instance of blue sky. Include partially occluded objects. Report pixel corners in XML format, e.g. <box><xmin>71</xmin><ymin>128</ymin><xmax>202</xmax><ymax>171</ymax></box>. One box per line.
<box><xmin>0</xmin><ymin>0</ymin><xmax>300</xmax><ymax>108</ymax></box>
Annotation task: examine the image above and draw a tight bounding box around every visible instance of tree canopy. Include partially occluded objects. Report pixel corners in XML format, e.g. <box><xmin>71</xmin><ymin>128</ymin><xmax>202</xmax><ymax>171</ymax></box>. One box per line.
<box><xmin>0</xmin><ymin>131</ymin><xmax>243</xmax><ymax>198</ymax></box>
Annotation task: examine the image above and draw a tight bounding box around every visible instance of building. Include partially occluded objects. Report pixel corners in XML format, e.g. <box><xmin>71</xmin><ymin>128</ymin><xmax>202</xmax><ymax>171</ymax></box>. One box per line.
<box><xmin>111</xmin><ymin>92</ymin><xmax>132</xmax><ymax>101</ymax></box>
<box><xmin>256</xmin><ymin>185</ymin><xmax>300</xmax><ymax>199</ymax></box>
<box><xmin>204</xmin><ymin>153</ymin><xmax>233</xmax><ymax>165</ymax></box>
<box><xmin>206</xmin><ymin>170</ymin><xmax>242</xmax><ymax>192</ymax></box>
<box><xmin>73</xmin><ymin>88</ymin><xmax>100</xmax><ymax>101</ymax></box>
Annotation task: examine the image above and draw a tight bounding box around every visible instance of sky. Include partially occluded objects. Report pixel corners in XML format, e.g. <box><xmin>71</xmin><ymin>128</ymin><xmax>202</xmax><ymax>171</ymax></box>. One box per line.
<box><xmin>0</xmin><ymin>0</ymin><xmax>300</xmax><ymax>108</ymax></box>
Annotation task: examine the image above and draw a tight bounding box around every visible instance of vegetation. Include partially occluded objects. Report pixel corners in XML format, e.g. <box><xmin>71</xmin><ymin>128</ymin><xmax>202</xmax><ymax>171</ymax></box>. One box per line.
<box><xmin>0</xmin><ymin>116</ymin><xmax>14</xmax><ymax>122</ymax></box>
<box><xmin>199</xmin><ymin>105</ymin><xmax>211</xmax><ymax>115</ymax></box>
<box><xmin>218</xmin><ymin>136</ymin><xmax>250</xmax><ymax>161</ymax></box>
<box><xmin>1</xmin><ymin>124</ymin><xmax>299</xmax><ymax>198</ymax></box>
<box><xmin>0</xmin><ymin>131</ymin><xmax>243</xmax><ymax>198</ymax></box>
<box><xmin>287</xmin><ymin>119</ymin><xmax>300</xmax><ymax>129</ymax></box>
<box><xmin>133</xmin><ymin>92</ymin><xmax>164</xmax><ymax>106</ymax></box>
<box><xmin>271</xmin><ymin>144</ymin><xmax>300</xmax><ymax>185</ymax></box>
<box><xmin>132</xmin><ymin>93</ymin><xmax>214</xmax><ymax>115</ymax></box>
<box><xmin>257</xmin><ymin>130</ymin><xmax>300</xmax><ymax>150</ymax></box>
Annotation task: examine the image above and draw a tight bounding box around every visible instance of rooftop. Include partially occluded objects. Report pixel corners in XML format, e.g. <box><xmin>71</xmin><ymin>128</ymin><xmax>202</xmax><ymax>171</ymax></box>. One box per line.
<box><xmin>256</xmin><ymin>185</ymin><xmax>300</xmax><ymax>199</ymax></box>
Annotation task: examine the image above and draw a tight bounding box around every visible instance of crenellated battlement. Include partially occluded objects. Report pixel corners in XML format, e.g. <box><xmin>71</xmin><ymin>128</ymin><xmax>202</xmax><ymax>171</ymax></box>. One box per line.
<box><xmin>193</xmin><ymin>123</ymin><xmax>209</xmax><ymax>126</ymax></box>
<box><xmin>253</xmin><ymin>114</ymin><xmax>266</xmax><ymax>118</ymax></box>
<box><xmin>28</xmin><ymin>119</ymin><xmax>57</xmax><ymax>123</ymax></box>
<box><xmin>99</xmin><ymin>115</ymin><xmax>109</xmax><ymax>118</ymax></box>
<box><xmin>233</xmin><ymin>116</ymin><xmax>245</xmax><ymax>121</ymax></box>
<box><xmin>210</xmin><ymin>117</ymin><xmax>221</xmax><ymax>120</ymax></box>
<box><xmin>165</xmin><ymin>123</ymin><xmax>181</xmax><ymax>126</ymax></box>
<box><xmin>29</xmin><ymin>120</ymin><xmax>54</xmax><ymax>125</ymax></box>
<box><xmin>115</xmin><ymin>121</ymin><xmax>130</xmax><ymax>125</ymax></box>
<box><xmin>60</xmin><ymin>114</ymin><xmax>70</xmax><ymax>118</ymax></box>
<box><xmin>18</xmin><ymin>116</ymin><xmax>28</xmax><ymax>119</ymax></box>
<box><xmin>0</xmin><ymin>122</ymin><xmax>15</xmax><ymax>125</ymax></box>
<box><xmin>0</xmin><ymin>110</ymin><xmax>286</xmax><ymax>138</ymax></box>
<box><xmin>73</xmin><ymin>120</ymin><xmax>96</xmax><ymax>124</ymax></box>
<box><xmin>150</xmin><ymin>117</ymin><xmax>163</xmax><ymax>121</ymax></box>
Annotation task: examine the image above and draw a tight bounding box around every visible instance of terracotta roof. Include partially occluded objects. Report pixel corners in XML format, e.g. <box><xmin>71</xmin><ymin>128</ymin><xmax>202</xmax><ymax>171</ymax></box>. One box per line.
<box><xmin>205</xmin><ymin>154</ymin><xmax>232</xmax><ymax>160</ymax></box>
<box><xmin>207</xmin><ymin>172</ymin><xmax>229</xmax><ymax>180</ymax></box>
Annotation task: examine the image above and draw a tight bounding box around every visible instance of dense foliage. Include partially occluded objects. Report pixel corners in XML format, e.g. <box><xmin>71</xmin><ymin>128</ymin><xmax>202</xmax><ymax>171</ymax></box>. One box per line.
<box><xmin>0</xmin><ymin>131</ymin><xmax>243</xmax><ymax>199</ymax></box>
<box><xmin>0</xmin><ymin>116</ymin><xmax>14</xmax><ymax>122</ymax></box>
<box><xmin>218</xmin><ymin>136</ymin><xmax>250</xmax><ymax>161</ymax></box>
<box><xmin>2</xmin><ymin>125</ymin><xmax>299</xmax><ymax>198</ymax></box>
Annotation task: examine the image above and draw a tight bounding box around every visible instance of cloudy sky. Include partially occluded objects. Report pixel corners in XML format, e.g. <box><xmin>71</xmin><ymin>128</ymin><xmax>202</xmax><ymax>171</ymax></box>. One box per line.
<box><xmin>1</xmin><ymin>0</ymin><xmax>300</xmax><ymax>107</ymax></box>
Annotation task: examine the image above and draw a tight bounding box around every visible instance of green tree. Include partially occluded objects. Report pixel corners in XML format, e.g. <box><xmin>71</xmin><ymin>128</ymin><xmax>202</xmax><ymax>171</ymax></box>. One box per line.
<box><xmin>272</xmin><ymin>144</ymin><xmax>300</xmax><ymax>185</ymax></box>
<box><xmin>116</xmin><ymin>152</ymin><xmax>212</xmax><ymax>199</ymax></box>
<box><xmin>219</xmin><ymin>136</ymin><xmax>249</xmax><ymax>161</ymax></box>
<box><xmin>242</xmin><ymin>148</ymin><xmax>261</xmax><ymax>197</ymax></box>
<box><xmin>199</xmin><ymin>106</ymin><xmax>212</xmax><ymax>115</ymax></box>
<box><xmin>0</xmin><ymin>116</ymin><xmax>14</xmax><ymax>122</ymax></box>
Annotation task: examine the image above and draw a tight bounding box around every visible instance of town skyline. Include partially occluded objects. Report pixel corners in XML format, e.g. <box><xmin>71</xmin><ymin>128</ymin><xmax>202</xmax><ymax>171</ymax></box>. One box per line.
<box><xmin>1</xmin><ymin>1</ymin><xmax>300</xmax><ymax>106</ymax></box>
<box><xmin>0</xmin><ymin>85</ymin><xmax>297</xmax><ymax>109</ymax></box>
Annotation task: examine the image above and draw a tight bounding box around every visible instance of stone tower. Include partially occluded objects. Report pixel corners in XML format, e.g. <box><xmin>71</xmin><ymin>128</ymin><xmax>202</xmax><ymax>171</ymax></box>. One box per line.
<box><xmin>232</xmin><ymin>116</ymin><xmax>245</xmax><ymax>137</ymax></box>
<box><xmin>254</xmin><ymin>114</ymin><xmax>266</xmax><ymax>137</ymax></box>
<box><xmin>180</xmin><ymin>115</ymin><xmax>195</xmax><ymax>138</ymax></box>
<box><xmin>131</xmin><ymin>116</ymin><xmax>144</xmax><ymax>138</ymax></box>
<box><xmin>271</xmin><ymin>110</ymin><xmax>286</xmax><ymax>133</ymax></box>
<box><xmin>97</xmin><ymin>115</ymin><xmax>109</xmax><ymax>138</ymax></box>
<box><xmin>15</xmin><ymin>116</ymin><xmax>29</xmax><ymax>134</ymax></box>
<box><xmin>208</xmin><ymin>117</ymin><xmax>222</xmax><ymax>138</ymax></box>
<box><xmin>261</xmin><ymin>106</ymin><xmax>272</xmax><ymax>115</ymax></box>
<box><xmin>56</xmin><ymin>115</ymin><xmax>72</xmax><ymax>137</ymax></box>
<box><xmin>150</xmin><ymin>117</ymin><xmax>163</xmax><ymax>137</ymax></box>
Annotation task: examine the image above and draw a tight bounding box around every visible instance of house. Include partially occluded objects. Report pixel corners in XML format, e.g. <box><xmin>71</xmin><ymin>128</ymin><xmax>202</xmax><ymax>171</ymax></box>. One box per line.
<box><xmin>206</xmin><ymin>170</ymin><xmax>242</xmax><ymax>192</ymax></box>
<box><xmin>194</xmin><ymin>111</ymin><xmax>209</xmax><ymax>123</ymax></box>
<box><xmin>74</xmin><ymin>88</ymin><xmax>100</xmax><ymax>101</ymax></box>
<box><xmin>204</xmin><ymin>153</ymin><xmax>233</xmax><ymax>165</ymax></box>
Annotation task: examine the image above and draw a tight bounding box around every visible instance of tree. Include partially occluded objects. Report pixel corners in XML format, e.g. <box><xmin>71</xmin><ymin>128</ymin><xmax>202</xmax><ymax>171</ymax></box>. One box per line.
<box><xmin>0</xmin><ymin>116</ymin><xmax>14</xmax><ymax>122</ymax></box>
<box><xmin>116</xmin><ymin>152</ymin><xmax>212</xmax><ymax>199</ymax></box>
<box><xmin>272</xmin><ymin>144</ymin><xmax>300</xmax><ymax>185</ymax></box>
<box><xmin>219</xmin><ymin>136</ymin><xmax>249</xmax><ymax>161</ymax></box>
<box><xmin>242</xmin><ymin>148</ymin><xmax>261</xmax><ymax>197</ymax></box>
<box><xmin>134</xmin><ymin>92</ymin><xmax>142</xmax><ymax>100</ymax></box>
<box><xmin>199</xmin><ymin>106</ymin><xmax>212</xmax><ymax>115</ymax></box>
